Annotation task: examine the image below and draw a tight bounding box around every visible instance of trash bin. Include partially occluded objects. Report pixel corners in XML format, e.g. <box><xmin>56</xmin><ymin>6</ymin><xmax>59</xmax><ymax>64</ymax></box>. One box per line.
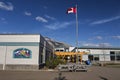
<box><xmin>86</xmin><ymin>60</ymin><xmax>91</xmax><ymax>65</ymax></box>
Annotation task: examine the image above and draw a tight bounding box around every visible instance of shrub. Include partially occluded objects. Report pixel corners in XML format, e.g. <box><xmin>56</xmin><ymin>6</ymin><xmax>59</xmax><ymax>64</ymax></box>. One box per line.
<box><xmin>46</xmin><ymin>57</ymin><xmax>65</xmax><ymax>69</ymax></box>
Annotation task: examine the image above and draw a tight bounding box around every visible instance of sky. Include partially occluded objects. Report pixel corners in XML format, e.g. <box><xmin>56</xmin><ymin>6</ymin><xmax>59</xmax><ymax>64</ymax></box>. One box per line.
<box><xmin>0</xmin><ymin>0</ymin><xmax>120</xmax><ymax>47</ymax></box>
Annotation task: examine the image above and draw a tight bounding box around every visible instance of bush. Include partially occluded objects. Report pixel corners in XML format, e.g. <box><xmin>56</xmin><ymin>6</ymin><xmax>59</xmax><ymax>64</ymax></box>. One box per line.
<box><xmin>46</xmin><ymin>57</ymin><xmax>65</xmax><ymax>69</ymax></box>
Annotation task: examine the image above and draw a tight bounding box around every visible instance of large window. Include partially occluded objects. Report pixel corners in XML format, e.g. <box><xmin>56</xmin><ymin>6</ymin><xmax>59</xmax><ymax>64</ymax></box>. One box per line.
<box><xmin>110</xmin><ymin>51</ymin><xmax>115</xmax><ymax>61</ymax></box>
<box><xmin>110</xmin><ymin>51</ymin><xmax>120</xmax><ymax>61</ymax></box>
<box><xmin>94</xmin><ymin>55</ymin><xmax>99</xmax><ymax>61</ymax></box>
<box><xmin>88</xmin><ymin>54</ymin><xmax>99</xmax><ymax>61</ymax></box>
<box><xmin>116</xmin><ymin>51</ymin><xmax>120</xmax><ymax>60</ymax></box>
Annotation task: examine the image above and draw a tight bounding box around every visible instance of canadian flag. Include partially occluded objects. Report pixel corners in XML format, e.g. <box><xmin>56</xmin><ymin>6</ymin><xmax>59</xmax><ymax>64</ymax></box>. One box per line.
<box><xmin>67</xmin><ymin>7</ymin><xmax>76</xmax><ymax>14</ymax></box>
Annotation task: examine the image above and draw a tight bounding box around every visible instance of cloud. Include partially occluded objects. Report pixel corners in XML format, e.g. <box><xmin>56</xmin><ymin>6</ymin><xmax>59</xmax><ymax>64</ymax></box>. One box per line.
<box><xmin>45</xmin><ymin>22</ymin><xmax>72</xmax><ymax>30</ymax></box>
<box><xmin>99</xmin><ymin>43</ymin><xmax>112</xmax><ymax>47</ymax></box>
<box><xmin>90</xmin><ymin>16</ymin><xmax>120</xmax><ymax>25</ymax></box>
<box><xmin>24</xmin><ymin>11</ymin><xmax>32</xmax><ymax>16</ymax></box>
<box><xmin>1</xmin><ymin>17</ymin><xmax>5</xmax><ymax>21</ymax></box>
<box><xmin>0</xmin><ymin>17</ymin><xmax>7</xmax><ymax>23</ymax></box>
<box><xmin>45</xmin><ymin>15</ymin><xmax>55</xmax><ymax>20</ymax></box>
<box><xmin>81</xmin><ymin>42</ymin><xmax>112</xmax><ymax>48</ymax></box>
<box><xmin>43</xmin><ymin>6</ymin><xmax>48</xmax><ymax>9</ymax></box>
<box><xmin>35</xmin><ymin>16</ymin><xmax>48</xmax><ymax>23</ymax></box>
<box><xmin>112</xmin><ymin>36</ymin><xmax>120</xmax><ymax>39</ymax></box>
<box><xmin>0</xmin><ymin>2</ymin><xmax>13</xmax><ymax>11</ymax></box>
<box><xmin>89</xmin><ymin>36</ymin><xmax>103</xmax><ymax>40</ymax></box>
<box><xmin>96</xmin><ymin>36</ymin><xmax>103</xmax><ymax>40</ymax></box>
<box><xmin>1</xmin><ymin>32</ymin><xmax>24</xmax><ymax>34</ymax></box>
<box><xmin>82</xmin><ymin>43</ymin><xmax>99</xmax><ymax>47</ymax></box>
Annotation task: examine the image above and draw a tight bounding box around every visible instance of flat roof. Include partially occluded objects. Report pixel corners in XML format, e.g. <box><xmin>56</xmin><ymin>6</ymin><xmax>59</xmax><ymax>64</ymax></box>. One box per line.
<box><xmin>0</xmin><ymin>33</ymin><xmax>40</xmax><ymax>35</ymax></box>
<box><xmin>78</xmin><ymin>47</ymin><xmax>120</xmax><ymax>50</ymax></box>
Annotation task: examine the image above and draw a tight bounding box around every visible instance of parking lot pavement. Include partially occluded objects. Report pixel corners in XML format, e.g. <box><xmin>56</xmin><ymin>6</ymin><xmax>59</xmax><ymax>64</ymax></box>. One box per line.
<box><xmin>0</xmin><ymin>66</ymin><xmax>120</xmax><ymax>80</ymax></box>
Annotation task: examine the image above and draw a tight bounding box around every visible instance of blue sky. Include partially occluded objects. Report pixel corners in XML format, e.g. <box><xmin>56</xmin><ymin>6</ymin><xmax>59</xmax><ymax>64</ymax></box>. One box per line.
<box><xmin>0</xmin><ymin>0</ymin><xmax>120</xmax><ymax>47</ymax></box>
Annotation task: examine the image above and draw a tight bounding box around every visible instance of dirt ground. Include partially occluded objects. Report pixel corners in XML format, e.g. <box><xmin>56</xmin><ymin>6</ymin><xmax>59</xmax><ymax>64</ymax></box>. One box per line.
<box><xmin>0</xmin><ymin>66</ymin><xmax>120</xmax><ymax>80</ymax></box>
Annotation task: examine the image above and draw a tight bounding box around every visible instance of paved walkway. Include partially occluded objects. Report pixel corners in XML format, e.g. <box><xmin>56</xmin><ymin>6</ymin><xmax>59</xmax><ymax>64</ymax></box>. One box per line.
<box><xmin>0</xmin><ymin>66</ymin><xmax>120</xmax><ymax>80</ymax></box>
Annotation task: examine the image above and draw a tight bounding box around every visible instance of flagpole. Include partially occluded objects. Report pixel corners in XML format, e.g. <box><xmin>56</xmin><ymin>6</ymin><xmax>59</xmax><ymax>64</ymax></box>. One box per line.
<box><xmin>75</xmin><ymin>4</ymin><xmax>79</xmax><ymax>64</ymax></box>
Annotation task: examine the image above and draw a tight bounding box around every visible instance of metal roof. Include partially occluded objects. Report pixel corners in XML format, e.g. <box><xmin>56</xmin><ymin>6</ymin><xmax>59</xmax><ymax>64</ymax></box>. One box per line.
<box><xmin>71</xmin><ymin>47</ymin><xmax>120</xmax><ymax>52</ymax></box>
<box><xmin>78</xmin><ymin>47</ymin><xmax>120</xmax><ymax>50</ymax></box>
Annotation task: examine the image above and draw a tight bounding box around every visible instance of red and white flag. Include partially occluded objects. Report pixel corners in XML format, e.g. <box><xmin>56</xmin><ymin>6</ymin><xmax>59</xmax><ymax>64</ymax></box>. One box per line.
<box><xmin>67</xmin><ymin>7</ymin><xmax>76</xmax><ymax>14</ymax></box>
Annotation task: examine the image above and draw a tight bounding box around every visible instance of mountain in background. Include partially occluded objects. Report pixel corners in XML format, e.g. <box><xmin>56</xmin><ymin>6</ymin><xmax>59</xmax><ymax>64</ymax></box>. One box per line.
<box><xmin>44</xmin><ymin>37</ymin><xmax>72</xmax><ymax>48</ymax></box>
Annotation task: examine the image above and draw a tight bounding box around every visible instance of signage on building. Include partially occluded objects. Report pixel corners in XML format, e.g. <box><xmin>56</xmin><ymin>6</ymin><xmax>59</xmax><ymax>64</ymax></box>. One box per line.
<box><xmin>13</xmin><ymin>48</ymin><xmax>32</xmax><ymax>58</ymax></box>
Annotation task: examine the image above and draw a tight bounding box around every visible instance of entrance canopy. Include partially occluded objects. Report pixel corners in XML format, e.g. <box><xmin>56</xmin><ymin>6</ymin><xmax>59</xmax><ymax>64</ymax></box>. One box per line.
<box><xmin>54</xmin><ymin>52</ymin><xmax>88</xmax><ymax>56</ymax></box>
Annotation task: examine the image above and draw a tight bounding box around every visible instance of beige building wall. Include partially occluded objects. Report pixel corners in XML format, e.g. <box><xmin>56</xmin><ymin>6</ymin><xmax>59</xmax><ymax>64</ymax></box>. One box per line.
<box><xmin>0</xmin><ymin>34</ymin><xmax>40</xmax><ymax>70</ymax></box>
<box><xmin>0</xmin><ymin>46</ymin><xmax>6</xmax><ymax>64</ymax></box>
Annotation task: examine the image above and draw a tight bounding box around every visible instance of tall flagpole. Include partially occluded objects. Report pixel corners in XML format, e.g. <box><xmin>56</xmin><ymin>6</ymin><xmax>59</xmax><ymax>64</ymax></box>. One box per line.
<box><xmin>75</xmin><ymin>4</ymin><xmax>79</xmax><ymax>63</ymax></box>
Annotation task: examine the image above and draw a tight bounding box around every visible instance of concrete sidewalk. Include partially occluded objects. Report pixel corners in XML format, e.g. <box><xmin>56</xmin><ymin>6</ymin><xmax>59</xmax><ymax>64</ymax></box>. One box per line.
<box><xmin>0</xmin><ymin>66</ymin><xmax>120</xmax><ymax>80</ymax></box>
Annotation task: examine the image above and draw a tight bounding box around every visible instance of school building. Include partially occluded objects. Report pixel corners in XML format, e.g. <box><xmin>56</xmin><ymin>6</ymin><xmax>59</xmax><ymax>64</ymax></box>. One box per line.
<box><xmin>0</xmin><ymin>34</ymin><xmax>53</xmax><ymax>70</ymax></box>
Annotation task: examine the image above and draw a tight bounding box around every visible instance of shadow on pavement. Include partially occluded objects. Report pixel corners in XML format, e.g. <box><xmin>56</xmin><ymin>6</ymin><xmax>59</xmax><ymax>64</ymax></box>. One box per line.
<box><xmin>54</xmin><ymin>71</ymin><xmax>67</xmax><ymax>80</ymax></box>
<box><xmin>99</xmin><ymin>76</ymin><xmax>108</xmax><ymax>80</ymax></box>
